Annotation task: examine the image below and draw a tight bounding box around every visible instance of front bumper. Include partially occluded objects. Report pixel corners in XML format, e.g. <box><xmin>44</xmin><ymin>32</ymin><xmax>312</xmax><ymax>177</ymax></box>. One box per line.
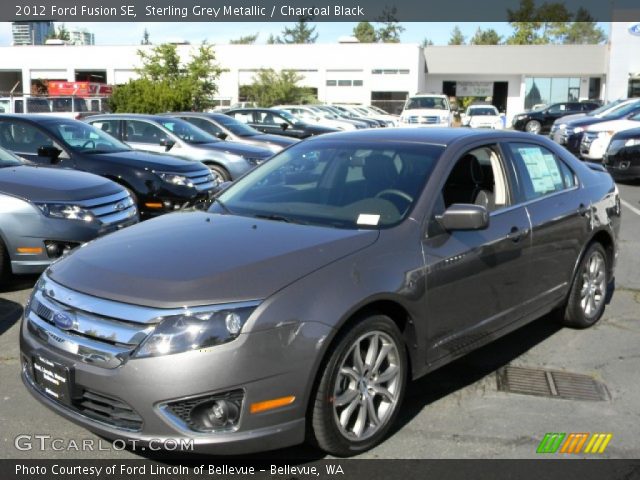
<box><xmin>19</xmin><ymin>311</ymin><xmax>330</xmax><ymax>454</ymax></box>
<box><xmin>603</xmin><ymin>151</ymin><xmax>640</xmax><ymax>181</ymax></box>
<box><xmin>10</xmin><ymin>215</ymin><xmax>138</xmax><ymax>275</ymax></box>
<box><xmin>580</xmin><ymin>136</ymin><xmax>609</xmax><ymax>161</ymax></box>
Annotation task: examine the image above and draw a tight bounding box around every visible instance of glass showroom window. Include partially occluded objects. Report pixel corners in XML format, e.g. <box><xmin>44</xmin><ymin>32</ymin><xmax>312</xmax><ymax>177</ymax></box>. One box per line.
<box><xmin>524</xmin><ymin>77</ymin><xmax>581</xmax><ymax>110</ymax></box>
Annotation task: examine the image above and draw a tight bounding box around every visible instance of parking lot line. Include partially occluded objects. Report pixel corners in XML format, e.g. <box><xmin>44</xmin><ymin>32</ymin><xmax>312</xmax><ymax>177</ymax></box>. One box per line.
<box><xmin>621</xmin><ymin>199</ymin><xmax>640</xmax><ymax>217</ymax></box>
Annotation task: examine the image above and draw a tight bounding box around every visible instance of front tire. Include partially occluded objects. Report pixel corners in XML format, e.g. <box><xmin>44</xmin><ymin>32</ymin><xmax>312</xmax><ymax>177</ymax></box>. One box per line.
<box><xmin>310</xmin><ymin>315</ymin><xmax>407</xmax><ymax>456</ymax></box>
<box><xmin>525</xmin><ymin>120</ymin><xmax>542</xmax><ymax>134</ymax></box>
<box><xmin>560</xmin><ymin>243</ymin><xmax>608</xmax><ymax>329</ymax></box>
<box><xmin>207</xmin><ymin>164</ymin><xmax>231</xmax><ymax>183</ymax></box>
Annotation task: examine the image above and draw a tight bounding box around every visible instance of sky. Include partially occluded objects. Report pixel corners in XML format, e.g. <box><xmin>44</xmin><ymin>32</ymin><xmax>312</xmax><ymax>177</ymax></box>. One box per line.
<box><xmin>0</xmin><ymin>22</ymin><xmax>526</xmax><ymax>46</ymax></box>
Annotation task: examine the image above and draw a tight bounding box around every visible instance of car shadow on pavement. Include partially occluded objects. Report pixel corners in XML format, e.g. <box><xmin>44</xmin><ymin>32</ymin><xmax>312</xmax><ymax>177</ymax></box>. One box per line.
<box><xmin>0</xmin><ymin>274</ymin><xmax>39</xmax><ymax>294</ymax></box>
<box><xmin>0</xmin><ymin>297</ymin><xmax>24</xmax><ymax>336</ymax></box>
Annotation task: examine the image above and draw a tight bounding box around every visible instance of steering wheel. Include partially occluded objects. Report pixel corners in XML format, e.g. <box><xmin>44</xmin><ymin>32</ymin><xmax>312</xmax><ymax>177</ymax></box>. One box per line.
<box><xmin>375</xmin><ymin>189</ymin><xmax>413</xmax><ymax>215</ymax></box>
<box><xmin>81</xmin><ymin>140</ymin><xmax>96</xmax><ymax>149</ymax></box>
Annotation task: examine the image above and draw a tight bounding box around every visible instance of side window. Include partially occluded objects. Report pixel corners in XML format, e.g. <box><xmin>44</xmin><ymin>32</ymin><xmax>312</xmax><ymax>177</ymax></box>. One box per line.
<box><xmin>185</xmin><ymin>117</ymin><xmax>223</xmax><ymax>137</ymax></box>
<box><xmin>124</xmin><ymin>120</ymin><xmax>166</xmax><ymax>144</ymax></box>
<box><xmin>0</xmin><ymin>121</ymin><xmax>53</xmax><ymax>154</ymax></box>
<box><xmin>506</xmin><ymin>143</ymin><xmax>576</xmax><ymax>201</ymax></box>
<box><xmin>0</xmin><ymin>100</ymin><xmax>8</xmax><ymax>113</ymax></box>
<box><xmin>255</xmin><ymin>112</ymin><xmax>278</xmax><ymax>125</ymax></box>
<box><xmin>440</xmin><ymin>145</ymin><xmax>510</xmax><ymax>213</ymax></box>
<box><xmin>90</xmin><ymin>120</ymin><xmax>119</xmax><ymax>138</ymax></box>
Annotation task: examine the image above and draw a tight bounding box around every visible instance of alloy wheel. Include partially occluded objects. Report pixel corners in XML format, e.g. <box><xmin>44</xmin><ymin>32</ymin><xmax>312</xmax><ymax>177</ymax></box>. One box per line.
<box><xmin>580</xmin><ymin>250</ymin><xmax>606</xmax><ymax>318</ymax></box>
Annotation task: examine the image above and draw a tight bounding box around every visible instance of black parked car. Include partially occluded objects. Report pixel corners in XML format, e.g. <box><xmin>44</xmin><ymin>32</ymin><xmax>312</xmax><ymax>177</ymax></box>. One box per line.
<box><xmin>603</xmin><ymin>127</ymin><xmax>640</xmax><ymax>181</ymax></box>
<box><xmin>512</xmin><ymin>102</ymin><xmax>600</xmax><ymax>135</ymax></box>
<box><xmin>225</xmin><ymin>108</ymin><xmax>339</xmax><ymax>139</ymax></box>
<box><xmin>166</xmin><ymin>112</ymin><xmax>298</xmax><ymax>153</ymax></box>
<box><xmin>551</xmin><ymin>100</ymin><xmax>640</xmax><ymax>154</ymax></box>
<box><xmin>21</xmin><ymin>128</ymin><xmax>619</xmax><ymax>456</ymax></box>
<box><xmin>0</xmin><ymin>115</ymin><xmax>216</xmax><ymax>217</ymax></box>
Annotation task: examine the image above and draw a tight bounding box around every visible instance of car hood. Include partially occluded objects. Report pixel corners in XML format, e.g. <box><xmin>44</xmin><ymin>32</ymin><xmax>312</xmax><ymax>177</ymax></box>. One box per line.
<box><xmin>96</xmin><ymin>150</ymin><xmax>204</xmax><ymax>172</ymax></box>
<box><xmin>299</xmin><ymin>124</ymin><xmax>340</xmax><ymax>134</ymax></box>
<box><xmin>612</xmin><ymin>127</ymin><xmax>640</xmax><ymax>140</ymax></box>
<box><xmin>556</xmin><ymin>113</ymin><xmax>587</xmax><ymax>125</ymax></box>
<box><xmin>193</xmin><ymin>142</ymin><xmax>272</xmax><ymax>158</ymax></box>
<box><xmin>48</xmin><ymin>212</ymin><xmax>379</xmax><ymax>308</ymax></box>
<box><xmin>248</xmin><ymin>134</ymin><xmax>299</xmax><ymax>147</ymax></box>
<box><xmin>0</xmin><ymin>165</ymin><xmax>121</xmax><ymax>203</ymax></box>
<box><xmin>564</xmin><ymin>116</ymin><xmax>609</xmax><ymax>128</ymax></box>
<box><xmin>586</xmin><ymin>119</ymin><xmax>640</xmax><ymax>133</ymax></box>
<box><xmin>403</xmin><ymin>109</ymin><xmax>449</xmax><ymax>117</ymax></box>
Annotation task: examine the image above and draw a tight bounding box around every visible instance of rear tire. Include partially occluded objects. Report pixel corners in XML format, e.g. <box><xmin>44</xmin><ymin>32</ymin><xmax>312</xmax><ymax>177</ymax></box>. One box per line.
<box><xmin>559</xmin><ymin>243</ymin><xmax>608</xmax><ymax>329</ymax></box>
<box><xmin>310</xmin><ymin>314</ymin><xmax>407</xmax><ymax>456</ymax></box>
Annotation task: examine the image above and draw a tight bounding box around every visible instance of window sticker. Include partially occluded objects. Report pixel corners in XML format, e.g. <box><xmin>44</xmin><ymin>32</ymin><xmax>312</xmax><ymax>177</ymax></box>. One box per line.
<box><xmin>519</xmin><ymin>147</ymin><xmax>560</xmax><ymax>194</ymax></box>
<box><xmin>357</xmin><ymin>214</ymin><xmax>380</xmax><ymax>226</ymax></box>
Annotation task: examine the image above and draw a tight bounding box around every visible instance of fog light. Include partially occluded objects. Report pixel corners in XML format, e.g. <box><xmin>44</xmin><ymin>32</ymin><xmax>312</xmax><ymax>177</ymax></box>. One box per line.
<box><xmin>190</xmin><ymin>398</ymin><xmax>240</xmax><ymax>431</ymax></box>
<box><xmin>45</xmin><ymin>243</ymin><xmax>60</xmax><ymax>257</ymax></box>
<box><xmin>43</xmin><ymin>241</ymin><xmax>79</xmax><ymax>259</ymax></box>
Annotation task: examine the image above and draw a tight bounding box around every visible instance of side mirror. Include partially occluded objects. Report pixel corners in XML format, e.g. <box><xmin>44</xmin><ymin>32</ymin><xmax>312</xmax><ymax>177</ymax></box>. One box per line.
<box><xmin>37</xmin><ymin>145</ymin><xmax>62</xmax><ymax>163</ymax></box>
<box><xmin>159</xmin><ymin>138</ymin><xmax>176</xmax><ymax>151</ymax></box>
<box><xmin>280</xmin><ymin>123</ymin><xmax>289</xmax><ymax>131</ymax></box>
<box><xmin>436</xmin><ymin>204</ymin><xmax>489</xmax><ymax>231</ymax></box>
<box><xmin>215</xmin><ymin>132</ymin><xmax>228</xmax><ymax>140</ymax></box>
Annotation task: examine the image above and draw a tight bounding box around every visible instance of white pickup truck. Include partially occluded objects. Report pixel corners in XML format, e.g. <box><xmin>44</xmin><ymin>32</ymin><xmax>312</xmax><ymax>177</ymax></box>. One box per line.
<box><xmin>0</xmin><ymin>96</ymin><xmax>109</xmax><ymax>119</ymax></box>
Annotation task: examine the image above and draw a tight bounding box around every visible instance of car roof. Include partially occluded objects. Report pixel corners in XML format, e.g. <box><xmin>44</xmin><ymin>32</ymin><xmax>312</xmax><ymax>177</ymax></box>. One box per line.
<box><xmin>0</xmin><ymin>114</ymin><xmax>81</xmax><ymax>124</ymax></box>
<box><xmin>87</xmin><ymin>113</ymin><xmax>171</xmax><ymax>121</ymax></box>
<box><xmin>304</xmin><ymin>127</ymin><xmax>543</xmax><ymax>146</ymax></box>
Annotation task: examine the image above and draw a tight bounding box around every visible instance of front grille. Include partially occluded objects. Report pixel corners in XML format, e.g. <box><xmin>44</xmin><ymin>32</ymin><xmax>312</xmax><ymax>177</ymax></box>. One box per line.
<box><xmin>408</xmin><ymin>115</ymin><xmax>439</xmax><ymax>124</ymax></box>
<box><xmin>78</xmin><ymin>190</ymin><xmax>137</xmax><ymax>226</ymax></box>
<box><xmin>75</xmin><ymin>389</ymin><xmax>143</xmax><ymax>431</ymax></box>
<box><xmin>184</xmin><ymin>169</ymin><xmax>216</xmax><ymax>192</ymax></box>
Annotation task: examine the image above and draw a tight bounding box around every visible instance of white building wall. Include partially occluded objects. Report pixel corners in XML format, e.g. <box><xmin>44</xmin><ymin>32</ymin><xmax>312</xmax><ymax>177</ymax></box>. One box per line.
<box><xmin>607</xmin><ymin>21</ymin><xmax>640</xmax><ymax>100</ymax></box>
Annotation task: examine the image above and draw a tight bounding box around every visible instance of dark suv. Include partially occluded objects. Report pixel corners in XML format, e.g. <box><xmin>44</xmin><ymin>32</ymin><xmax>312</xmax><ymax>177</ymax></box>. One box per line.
<box><xmin>225</xmin><ymin>108</ymin><xmax>339</xmax><ymax>139</ymax></box>
<box><xmin>512</xmin><ymin>102</ymin><xmax>600</xmax><ymax>134</ymax></box>
<box><xmin>0</xmin><ymin>115</ymin><xmax>216</xmax><ymax>217</ymax></box>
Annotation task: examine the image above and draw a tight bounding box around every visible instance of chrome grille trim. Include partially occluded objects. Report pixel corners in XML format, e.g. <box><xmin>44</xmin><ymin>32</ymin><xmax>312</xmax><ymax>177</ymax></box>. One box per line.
<box><xmin>77</xmin><ymin>190</ymin><xmax>129</xmax><ymax>208</ymax></box>
<box><xmin>76</xmin><ymin>190</ymin><xmax>137</xmax><ymax>226</ymax></box>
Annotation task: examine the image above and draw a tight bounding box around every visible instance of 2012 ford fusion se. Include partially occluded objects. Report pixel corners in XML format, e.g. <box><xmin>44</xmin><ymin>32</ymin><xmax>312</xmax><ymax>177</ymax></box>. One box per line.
<box><xmin>20</xmin><ymin>129</ymin><xmax>620</xmax><ymax>456</ymax></box>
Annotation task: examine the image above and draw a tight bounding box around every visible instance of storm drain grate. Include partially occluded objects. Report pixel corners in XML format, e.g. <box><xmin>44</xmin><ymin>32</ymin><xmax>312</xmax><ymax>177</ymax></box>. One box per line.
<box><xmin>496</xmin><ymin>366</ymin><xmax>609</xmax><ymax>401</ymax></box>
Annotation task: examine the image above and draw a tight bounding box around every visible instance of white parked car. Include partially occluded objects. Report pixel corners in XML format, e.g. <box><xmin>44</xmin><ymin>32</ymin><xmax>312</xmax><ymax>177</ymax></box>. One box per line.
<box><xmin>400</xmin><ymin>93</ymin><xmax>453</xmax><ymax>127</ymax></box>
<box><xmin>275</xmin><ymin>105</ymin><xmax>358</xmax><ymax>130</ymax></box>
<box><xmin>580</xmin><ymin>111</ymin><xmax>640</xmax><ymax>161</ymax></box>
<box><xmin>461</xmin><ymin>105</ymin><xmax>504</xmax><ymax>129</ymax></box>
<box><xmin>351</xmin><ymin>105</ymin><xmax>398</xmax><ymax>127</ymax></box>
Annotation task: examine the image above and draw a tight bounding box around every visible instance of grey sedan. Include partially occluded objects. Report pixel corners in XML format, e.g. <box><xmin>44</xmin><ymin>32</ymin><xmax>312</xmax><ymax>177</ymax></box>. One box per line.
<box><xmin>20</xmin><ymin>129</ymin><xmax>619</xmax><ymax>456</ymax></box>
<box><xmin>86</xmin><ymin>114</ymin><xmax>273</xmax><ymax>183</ymax></box>
<box><xmin>0</xmin><ymin>146</ymin><xmax>137</xmax><ymax>281</ymax></box>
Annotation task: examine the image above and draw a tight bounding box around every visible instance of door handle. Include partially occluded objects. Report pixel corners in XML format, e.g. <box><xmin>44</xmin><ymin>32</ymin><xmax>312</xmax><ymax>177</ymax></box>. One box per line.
<box><xmin>577</xmin><ymin>203</ymin><xmax>589</xmax><ymax>216</ymax></box>
<box><xmin>506</xmin><ymin>226</ymin><xmax>528</xmax><ymax>243</ymax></box>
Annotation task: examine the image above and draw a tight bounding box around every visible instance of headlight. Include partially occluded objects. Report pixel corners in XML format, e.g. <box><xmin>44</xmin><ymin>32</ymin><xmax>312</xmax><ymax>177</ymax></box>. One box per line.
<box><xmin>134</xmin><ymin>304</ymin><xmax>258</xmax><ymax>358</ymax></box>
<box><xmin>401</xmin><ymin>116</ymin><xmax>408</xmax><ymax>123</ymax></box>
<box><xmin>440</xmin><ymin>115</ymin><xmax>449</xmax><ymax>123</ymax></box>
<box><xmin>36</xmin><ymin>203</ymin><xmax>94</xmax><ymax>222</ymax></box>
<box><xmin>597</xmin><ymin>131</ymin><xmax>614</xmax><ymax>139</ymax></box>
<box><xmin>572</xmin><ymin>127</ymin><xmax>584</xmax><ymax>134</ymax></box>
<box><xmin>157</xmin><ymin>173</ymin><xmax>194</xmax><ymax>187</ymax></box>
<box><xmin>626</xmin><ymin>138</ymin><xmax>640</xmax><ymax>147</ymax></box>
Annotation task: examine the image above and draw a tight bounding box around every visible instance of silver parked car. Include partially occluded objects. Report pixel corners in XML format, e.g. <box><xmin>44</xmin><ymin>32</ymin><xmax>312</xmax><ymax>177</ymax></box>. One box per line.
<box><xmin>0</xmin><ymin>146</ymin><xmax>137</xmax><ymax>281</ymax></box>
<box><xmin>86</xmin><ymin>114</ymin><xmax>272</xmax><ymax>183</ymax></box>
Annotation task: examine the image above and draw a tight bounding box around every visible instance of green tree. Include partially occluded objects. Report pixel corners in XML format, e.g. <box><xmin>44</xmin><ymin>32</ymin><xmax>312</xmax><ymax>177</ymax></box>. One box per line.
<box><xmin>353</xmin><ymin>22</ymin><xmax>377</xmax><ymax>43</ymax></box>
<box><xmin>230</xmin><ymin>33</ymin><xmax>259</xmax><ymax>44</ymax></box>
<box><xmin>244</xmin><ymin>69</ymin><xmax>315</xmax><ymax>106</ymax></box>
<box><xmin>421</xmin><ymin>37</ymin><xmax>434</xmax><ymax>47</ymax></box>
<box><xmin>48</xmin><ymin>23</ymin><xmax>70</xmax><ymax>41</ymax></box>
<box><xmin>562</xmin><ymin>8</ymin><xmax>606</xmax><ymax>44</ymax></box>
<box><xmin>280</xmin><ymin>16</ymin><xmax>318</xmax><ymax>44</ymax></box>
<box><xmin>266</xmin><ymin>34</ymin><xmax>282</xmax><ymax>44</ymax></box>
<box><xmin>506</xmin><ymin>0</ymin><xmax>544</xmax><ymax>44</ymax></box>
<box><xmin>448</xmin><ymin>25</ymin><xmax>466</xmax><ymax>45</ymax></box>
<box><xmin>109</xmin><ymin>42</ymin><xmax>222</xmax><ymax>113</ymax></box>
<box><xmin>141</xmin><ymin>28</ymin><xmax>151</xmax><ymax>45</ymax></box>
<box><xmin>470</xmin><ymin>27</ymin><xmax>502</xmax><ymax>45</ymax></box>
<box><xmin>376</xmin><ymin>6</ymin><xmax>405</xmax><ymax>43</ymax></box>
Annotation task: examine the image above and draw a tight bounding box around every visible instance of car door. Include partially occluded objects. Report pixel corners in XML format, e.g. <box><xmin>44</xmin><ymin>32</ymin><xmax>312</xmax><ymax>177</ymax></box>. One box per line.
<box><xmin>423</xmin><ymin>143</ymin><xmax>532</xmax><ymax>362</ymax></box>
<box><xmin>502</xmin><ymin>141</ymin><xmax>590</xmax><ymax>312</ymax></box>
<box><xmin>0</xmin><ymin>119</ymin><xmax>74</xmax><ymax>168</ymax></box>
<box><xmin>122</xmin><ymin>120</ymin><xmax>170</xmax><ymax>154</ymax></box>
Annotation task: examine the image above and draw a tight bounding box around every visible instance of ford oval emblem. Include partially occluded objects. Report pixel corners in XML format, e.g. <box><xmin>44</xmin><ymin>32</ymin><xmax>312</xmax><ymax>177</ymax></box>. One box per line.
<box><xmin>629</xmin><ymin>23</ymin><xmax>640</xmax><ymax>36</ymax></box>
<box><xmin>53</xmin><ymin>311</ymin><xmax>74</xmax><ymax>330</ymax></box>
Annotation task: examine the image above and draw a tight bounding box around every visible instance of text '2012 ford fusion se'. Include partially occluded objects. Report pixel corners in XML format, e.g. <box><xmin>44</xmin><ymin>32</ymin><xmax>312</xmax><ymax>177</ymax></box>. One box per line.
<box><xmin>20</xmin><ymin>128</ymin><xmax>620</xmax><ymax>456</ymax></box>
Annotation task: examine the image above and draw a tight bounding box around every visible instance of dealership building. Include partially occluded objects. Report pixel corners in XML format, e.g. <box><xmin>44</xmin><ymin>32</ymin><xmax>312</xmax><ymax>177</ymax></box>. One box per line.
<box><xmin>0</xmin><ymin>22</ymin><xmax>638</xmax><ymax>122</ymax></box>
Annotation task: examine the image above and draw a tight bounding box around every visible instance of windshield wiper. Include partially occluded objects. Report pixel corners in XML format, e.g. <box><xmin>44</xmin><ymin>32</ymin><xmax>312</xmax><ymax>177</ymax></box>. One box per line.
<box><xmin>252</xmin><ymin>213</ymin><xmax>306</xmax><ymax>225</ymax></box>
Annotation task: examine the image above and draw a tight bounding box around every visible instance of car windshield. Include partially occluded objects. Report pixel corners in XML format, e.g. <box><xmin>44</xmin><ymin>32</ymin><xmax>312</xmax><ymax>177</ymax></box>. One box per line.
<box><xmin>54</xmin><ymin>122</ymin><xmax>130</xmax><ymax>153</ymax></box>
<box><xmin>216</xmin><ymin>116</ymin><xmax>262</xmax><ymax>137</ymax></box>
<box><xmin>215</xmin><ymin>140</ymin><xmax>444</xmax><ymax>229</ymax></box>
<box><xmin>602</xmin><ymin>101</ymin><xmax>640</xmax><ymax>119</ymax></box>
<box><xmin>589</xmin><ymin>99</ymin><xmax>626</xmax><ymax>116</ymax></box>
<box><xmin>158</xmin><ymin>118</ymin><xmax>218</xmax><ymax>144</ymax></box>
<box><xmin>405</xmin><ymin>97</ymin><xmax>448</xmax><ymax>110</ymax></box>
<box><xmin>0</xmin><ymin>146</ymin><xmax>24</xmax><ymax>167</ymax></box>
<box><xmin>468</xmin><ymin>107</ymin><xmax>498</xmax><ymax>116</ymax></box>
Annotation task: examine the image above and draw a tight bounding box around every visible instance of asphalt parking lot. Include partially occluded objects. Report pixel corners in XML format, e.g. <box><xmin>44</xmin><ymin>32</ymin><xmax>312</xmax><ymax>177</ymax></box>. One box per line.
<box><xmin>1</xmin><ymin>182</ymin><xmax>639</xmax><ymax>460</ymax></box>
